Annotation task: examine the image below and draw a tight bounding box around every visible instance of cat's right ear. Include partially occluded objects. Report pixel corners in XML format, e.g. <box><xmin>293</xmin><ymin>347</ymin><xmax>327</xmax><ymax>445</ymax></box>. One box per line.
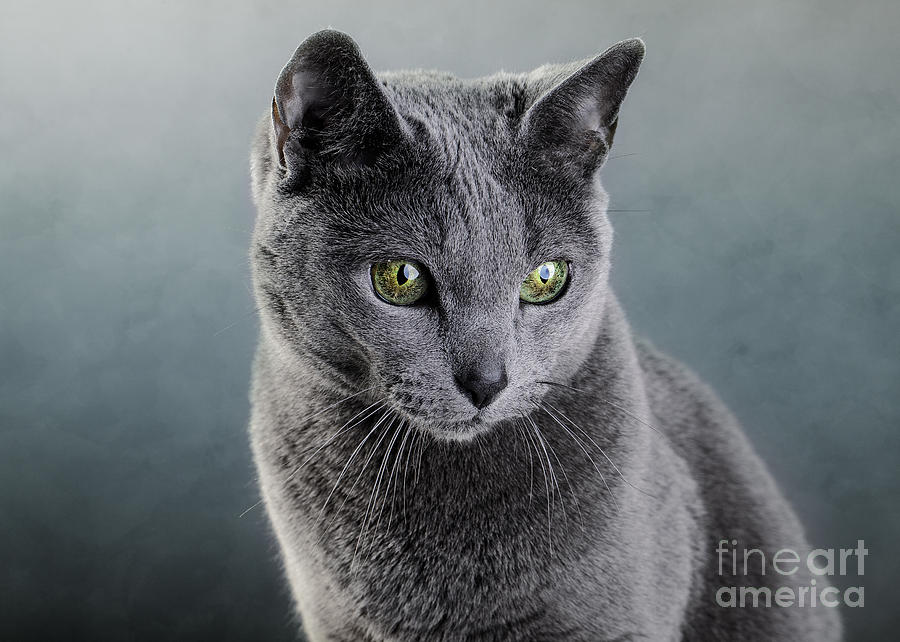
<box><xmin>271</xmin><ymin>30</ymin><xmax>407</xmax><ymax>173</ymax></box>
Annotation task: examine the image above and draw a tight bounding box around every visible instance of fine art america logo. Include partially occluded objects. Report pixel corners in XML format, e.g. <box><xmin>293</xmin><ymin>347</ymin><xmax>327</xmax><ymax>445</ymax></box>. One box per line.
<box><xmin>715</xmin><ymin>539</ymin><xmax>866</xmax><ymax>608</ymax></box>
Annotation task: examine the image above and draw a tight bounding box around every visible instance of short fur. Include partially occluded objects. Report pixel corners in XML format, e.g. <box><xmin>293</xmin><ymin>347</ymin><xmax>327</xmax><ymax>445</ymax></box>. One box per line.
<box><xmin>248</xmin><ymin>30</ymin><xmax>841</xmax><ymax>641</ymax></box>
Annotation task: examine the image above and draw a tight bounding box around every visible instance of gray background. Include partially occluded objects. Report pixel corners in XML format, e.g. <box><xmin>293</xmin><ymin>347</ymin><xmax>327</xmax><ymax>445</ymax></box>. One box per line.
<box><xmin>1</xmin><ymin>0</ymin><xmax>897</xmax><ymax>639</ymax></box>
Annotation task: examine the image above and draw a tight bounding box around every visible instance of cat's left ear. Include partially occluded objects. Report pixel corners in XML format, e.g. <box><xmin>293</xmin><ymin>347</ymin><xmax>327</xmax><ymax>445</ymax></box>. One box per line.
<box><xmin>521</xmin><ymin>39</ymin><xmax>645</xmax><ymax>174</ymax></box>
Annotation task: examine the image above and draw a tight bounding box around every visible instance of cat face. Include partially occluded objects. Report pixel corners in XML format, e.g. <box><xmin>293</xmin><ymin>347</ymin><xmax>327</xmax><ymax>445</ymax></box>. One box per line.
<box><xmin>251</xmin><ymin>30</ymin><xmax>643</xmax><ymax>440</ymax></box>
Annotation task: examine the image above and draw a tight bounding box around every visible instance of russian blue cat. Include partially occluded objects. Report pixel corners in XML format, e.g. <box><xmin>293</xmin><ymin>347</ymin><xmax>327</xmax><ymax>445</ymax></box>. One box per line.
<box><xmin>248</xmin><ymin>29</ymin><xmax>841</xmax><ymax>641</ymax></box>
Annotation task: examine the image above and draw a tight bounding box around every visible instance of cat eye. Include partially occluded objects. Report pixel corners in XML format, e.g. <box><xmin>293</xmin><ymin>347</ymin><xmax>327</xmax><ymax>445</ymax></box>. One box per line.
<box><xmin>520</xmin><ymin>260</ymin><xmax>569</xmax><ymax>304</ymax></box>
<box><xmin>371</xmin><ymin>260</ymin><xmax>429</xmax><ymax>305</ymax></box>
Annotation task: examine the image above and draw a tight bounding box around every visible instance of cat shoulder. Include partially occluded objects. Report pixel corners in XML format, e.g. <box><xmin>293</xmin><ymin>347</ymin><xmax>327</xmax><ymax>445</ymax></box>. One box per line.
<box><xmin>633</xmin><ymin>338</ymin><xmax>740</xmax><ymax>438</ymax></box>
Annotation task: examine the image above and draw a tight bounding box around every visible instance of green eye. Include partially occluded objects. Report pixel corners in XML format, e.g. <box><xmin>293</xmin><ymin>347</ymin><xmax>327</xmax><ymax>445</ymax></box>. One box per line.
<box><xmin>520</xmin><ymin>260</ymin><xmax>569</xmax><ymax>304</ymax></box>
<box><xmin>371</xmin><ymin>260</ymin><xmax>429</xmax><ymax>305</ymax></box>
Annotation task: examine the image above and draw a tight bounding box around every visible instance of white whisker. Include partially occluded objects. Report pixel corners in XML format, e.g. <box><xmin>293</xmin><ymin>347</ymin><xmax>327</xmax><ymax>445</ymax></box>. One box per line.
<box><xmin>285</xmin><ymin>398</ymin><xmax>387</xmax><ymax>485</ymax></box>
<box><xmin>530</xmin><ymin>410</ymin><xmax>585</xmax><ymax>531</ymax></box>
<box><xmin>520</xmin><ymin>413</ymin><xmax>553</xmax><ymax>552</ymax></box>
<box><xmin>526</xmin><ymin>413</ymin><xmax>569</xmax><ymax>534</ymax></box>
<box><xmin>540</xmin><ymin>402</ymin><xmax>619</xmax><ymax>513</ymax></box>
<box><xmin>353</xmin><ymin>416</ymin><xmax>402</xmax><ymax>570</ymax></box>
<box><xmin>316</xmin><ymin>407</ymin><xmax>394</xmax><ymax>529</ymax></box>
<box><xmin>237</xmin><ymin>392</ymin><xmax>382</xmax><ymax>519</ymax></box>
<box><xmin>383</xmin><ymin>422</ymin><xmax>412</xmax><ymax>533</ymax></box>
<box><xmin>546</xmin><ymin>401</ymin><xmax>655</xmax><ymax>498</ymax></box>
<box><xmin>536</xmin><ymin>380</ymin><xmax>664</xmax><ymax>438</ymax></box>
<box><xmin>516</xmin><ymin>421</ymin><xmax>535</xmax><ymax>507</ymax></box>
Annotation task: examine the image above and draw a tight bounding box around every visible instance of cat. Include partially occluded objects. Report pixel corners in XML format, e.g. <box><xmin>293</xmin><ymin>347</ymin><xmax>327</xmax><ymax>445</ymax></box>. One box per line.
<box><xmin>248</xmin><ymin>29</ymin><xmax>842</xmax><ymax>641</ymax></box>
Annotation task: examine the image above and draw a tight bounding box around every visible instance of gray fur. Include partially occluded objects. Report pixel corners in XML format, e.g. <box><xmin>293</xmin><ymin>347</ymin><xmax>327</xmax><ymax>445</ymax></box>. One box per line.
<box><xmin>248</xmin><ymin>29</ymin><xmax>842</xmax><ymax>641</ymax></box>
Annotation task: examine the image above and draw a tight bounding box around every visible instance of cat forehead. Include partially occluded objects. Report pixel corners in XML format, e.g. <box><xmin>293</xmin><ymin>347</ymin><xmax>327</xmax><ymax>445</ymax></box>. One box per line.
<box><xmin>378</xmin><ymin>70</ymin><xmax>529</xmax><ymax>112</ymax></box>
<box><xmin>364</xmin><ymin>73</ymin><xmax>544</xmax><ymax>218</ymax></box>
<box><xmin>307</xmin><ymin>160</ymin><xmax>604</xmax><ymax>272</ymax></box>
<box><xmin>378</xmin><ymin>71</ymin><xmax>532</xmax><ymax>151</ymax></box>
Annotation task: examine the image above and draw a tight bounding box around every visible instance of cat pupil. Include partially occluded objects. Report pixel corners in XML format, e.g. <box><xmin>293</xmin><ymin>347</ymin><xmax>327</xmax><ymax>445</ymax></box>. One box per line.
<box><xmin>397</xmin><ymin>263</ymin><xmax>418</xmax><ymax>286</ymax></box>
<box><xmin>539</xmin><ymin>264</ymin><xmax>553</xmax><ymax>282</ymax></box>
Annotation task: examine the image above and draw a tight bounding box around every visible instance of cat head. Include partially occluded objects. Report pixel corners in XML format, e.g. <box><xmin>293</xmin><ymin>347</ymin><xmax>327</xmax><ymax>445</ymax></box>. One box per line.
<box><xmin>250</xmin><ymin>29</ymin><xmax>644</xmax><ymax>440</ymax></box>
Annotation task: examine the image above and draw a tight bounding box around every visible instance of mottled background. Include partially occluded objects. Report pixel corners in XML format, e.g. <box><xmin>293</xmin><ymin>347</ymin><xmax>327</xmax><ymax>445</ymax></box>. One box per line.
<box><xmin>1</xmin><ymin>0</ymin><xmax>897</xmax><ymax>639</ymax></box>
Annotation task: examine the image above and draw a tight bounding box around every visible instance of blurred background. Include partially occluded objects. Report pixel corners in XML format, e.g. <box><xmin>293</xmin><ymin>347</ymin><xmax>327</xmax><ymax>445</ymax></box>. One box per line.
<box><xmin>1</xmin><ymin>0</ymin><xmax>897</xmax><ymax>639</ymax></box>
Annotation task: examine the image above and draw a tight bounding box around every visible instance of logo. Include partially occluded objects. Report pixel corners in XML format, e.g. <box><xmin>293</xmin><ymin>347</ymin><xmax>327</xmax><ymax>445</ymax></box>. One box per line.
<box><xmin>714</xmin><ymin>539</ymin><xmax>866</xmax><ymax>608</ymax></box>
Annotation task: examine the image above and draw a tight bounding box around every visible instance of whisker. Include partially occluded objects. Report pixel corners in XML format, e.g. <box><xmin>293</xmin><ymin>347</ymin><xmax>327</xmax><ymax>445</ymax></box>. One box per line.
<box><xmin>368</xmin><ymin>419</ymin><xmax>406</xmax><ymax>543</ymax></box>
<box><xmin>330</xmin><ymin>409</ymin><xmax>396</xmax><ymax>530</ymax></box>
<box><xmin>316</xmin><ymin>407</ymin><xmax>393</xmax><ymax>528</ymax></box>
<box><xmin>383</xmin><ymin>422</ymin><xmax>412</xmax><ymax>532</ymax></box>
<box><xmin>539</xmin><ymin>402</ymin><xmax>619</xmax><ymax>512</ymax></box>
<box><xmin>536</xmin><ymin>380</ymin><xmax>664</xmax><ymax>438</ymax></box>
<box><xmin>237</xmin><ymin>395</ymin><xmax>385</xmax><ymax>518</ymax></box>
<box><xmin>526</xmin><ymin>413</ymin><xmax>568</xmax><ymax>533</ymax></box>
<box><xmin>521</xmin><ymin>416</ymin><xmax>550</xmax><ymax>507</ymax></box>
<box><xmin>239</xmin><ymin>499</ymin><xmax>263</xmax><ymax>519</ymax></box>
<box><xmin>354</xmin><ymin>417</ymin><xmax>403</xmax><ymax>569</ymax></box>
<box><xmin>546</xmin><ymin>401</ymin><xmax>656</xmax><ymax>498</ymax></box>
<box><xmin>414</xmin><ymin>428</ymin><xmax>428</xmax><ymax>487</ymax></box>
<box><xmin>516</xmin><ymin>421</ymin><xmax>535</xmax><ymax>507</ymax></box>
<box><xmin>599</xmin><ymin>398</ymin><xmax>665</xmax><ymax>438</ymax></box>
<box><xmin>283</xmin><ymin>398</ymin><xmax>386</xmax><ymax>486</ymax></box>
<box><xmin>295</xmin><ymin>385</ymin><xmax>380</xmax><ymax>428</ymax></box>
<box><xmin>520</xmin><ymin>413</ymin><xmax>553</xmax><ymax>552</ymax></box>
<box><xmin>536</xmin><ymin>420</ymin><xmax>577</xmax><ymax>528</ymax></box>
<box><xmin>529</xmin><ymin>410</ymin><xmax>586</xmax><ymax>531</ymax></box>
<box><xmin>402</xmin><ymin>426</ymin><xmax>420</xmax><ymax>523</ymax></box>
<box><xmin>212</xmin><ymin>306</ymin><xmax>261</xmax><ymax>337</ymax></box>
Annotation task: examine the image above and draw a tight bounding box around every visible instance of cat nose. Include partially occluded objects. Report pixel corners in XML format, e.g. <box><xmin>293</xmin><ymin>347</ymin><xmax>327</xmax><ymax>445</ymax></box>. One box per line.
<box><xmin>455</xmin><ymin>363</ymin><xmax>508</xmax><ymax>409</ymax></box>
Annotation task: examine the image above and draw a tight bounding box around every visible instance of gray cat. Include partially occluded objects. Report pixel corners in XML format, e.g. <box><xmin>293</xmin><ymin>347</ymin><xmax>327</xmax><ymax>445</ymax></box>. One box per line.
<box><xmin>248</xmin><ymin>29</ymin><xmax>842</xmax><ymax>641</ymax></box>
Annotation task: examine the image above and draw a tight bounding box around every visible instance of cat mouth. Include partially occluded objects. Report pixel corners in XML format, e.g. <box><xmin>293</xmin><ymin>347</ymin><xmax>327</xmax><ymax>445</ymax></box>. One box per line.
<box><xmin>386</xmin><ymin>392</ymin><xmax>500</xmax><ymax>441</ymax></box>
<box><xmin>427</xmin><ymin>423</ymin><xmax>485</xmax><ymax>442</ymax></box>
<box><xmin>418</xmin><ymin>413</ymin><xmax>498</xmax><ymax>442</ymax></box>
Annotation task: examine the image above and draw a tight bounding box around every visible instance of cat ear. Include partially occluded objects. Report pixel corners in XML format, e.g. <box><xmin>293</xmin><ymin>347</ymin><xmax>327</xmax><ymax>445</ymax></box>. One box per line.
<box><xmin>521</xmin><ymin>39</ymin><xmax>645</xmax><ymax>174</ymax></box>
<box><xmin>272</xmin><ymin>30</ymin><xmax>407</xmax><ymax>171</ymax></box>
